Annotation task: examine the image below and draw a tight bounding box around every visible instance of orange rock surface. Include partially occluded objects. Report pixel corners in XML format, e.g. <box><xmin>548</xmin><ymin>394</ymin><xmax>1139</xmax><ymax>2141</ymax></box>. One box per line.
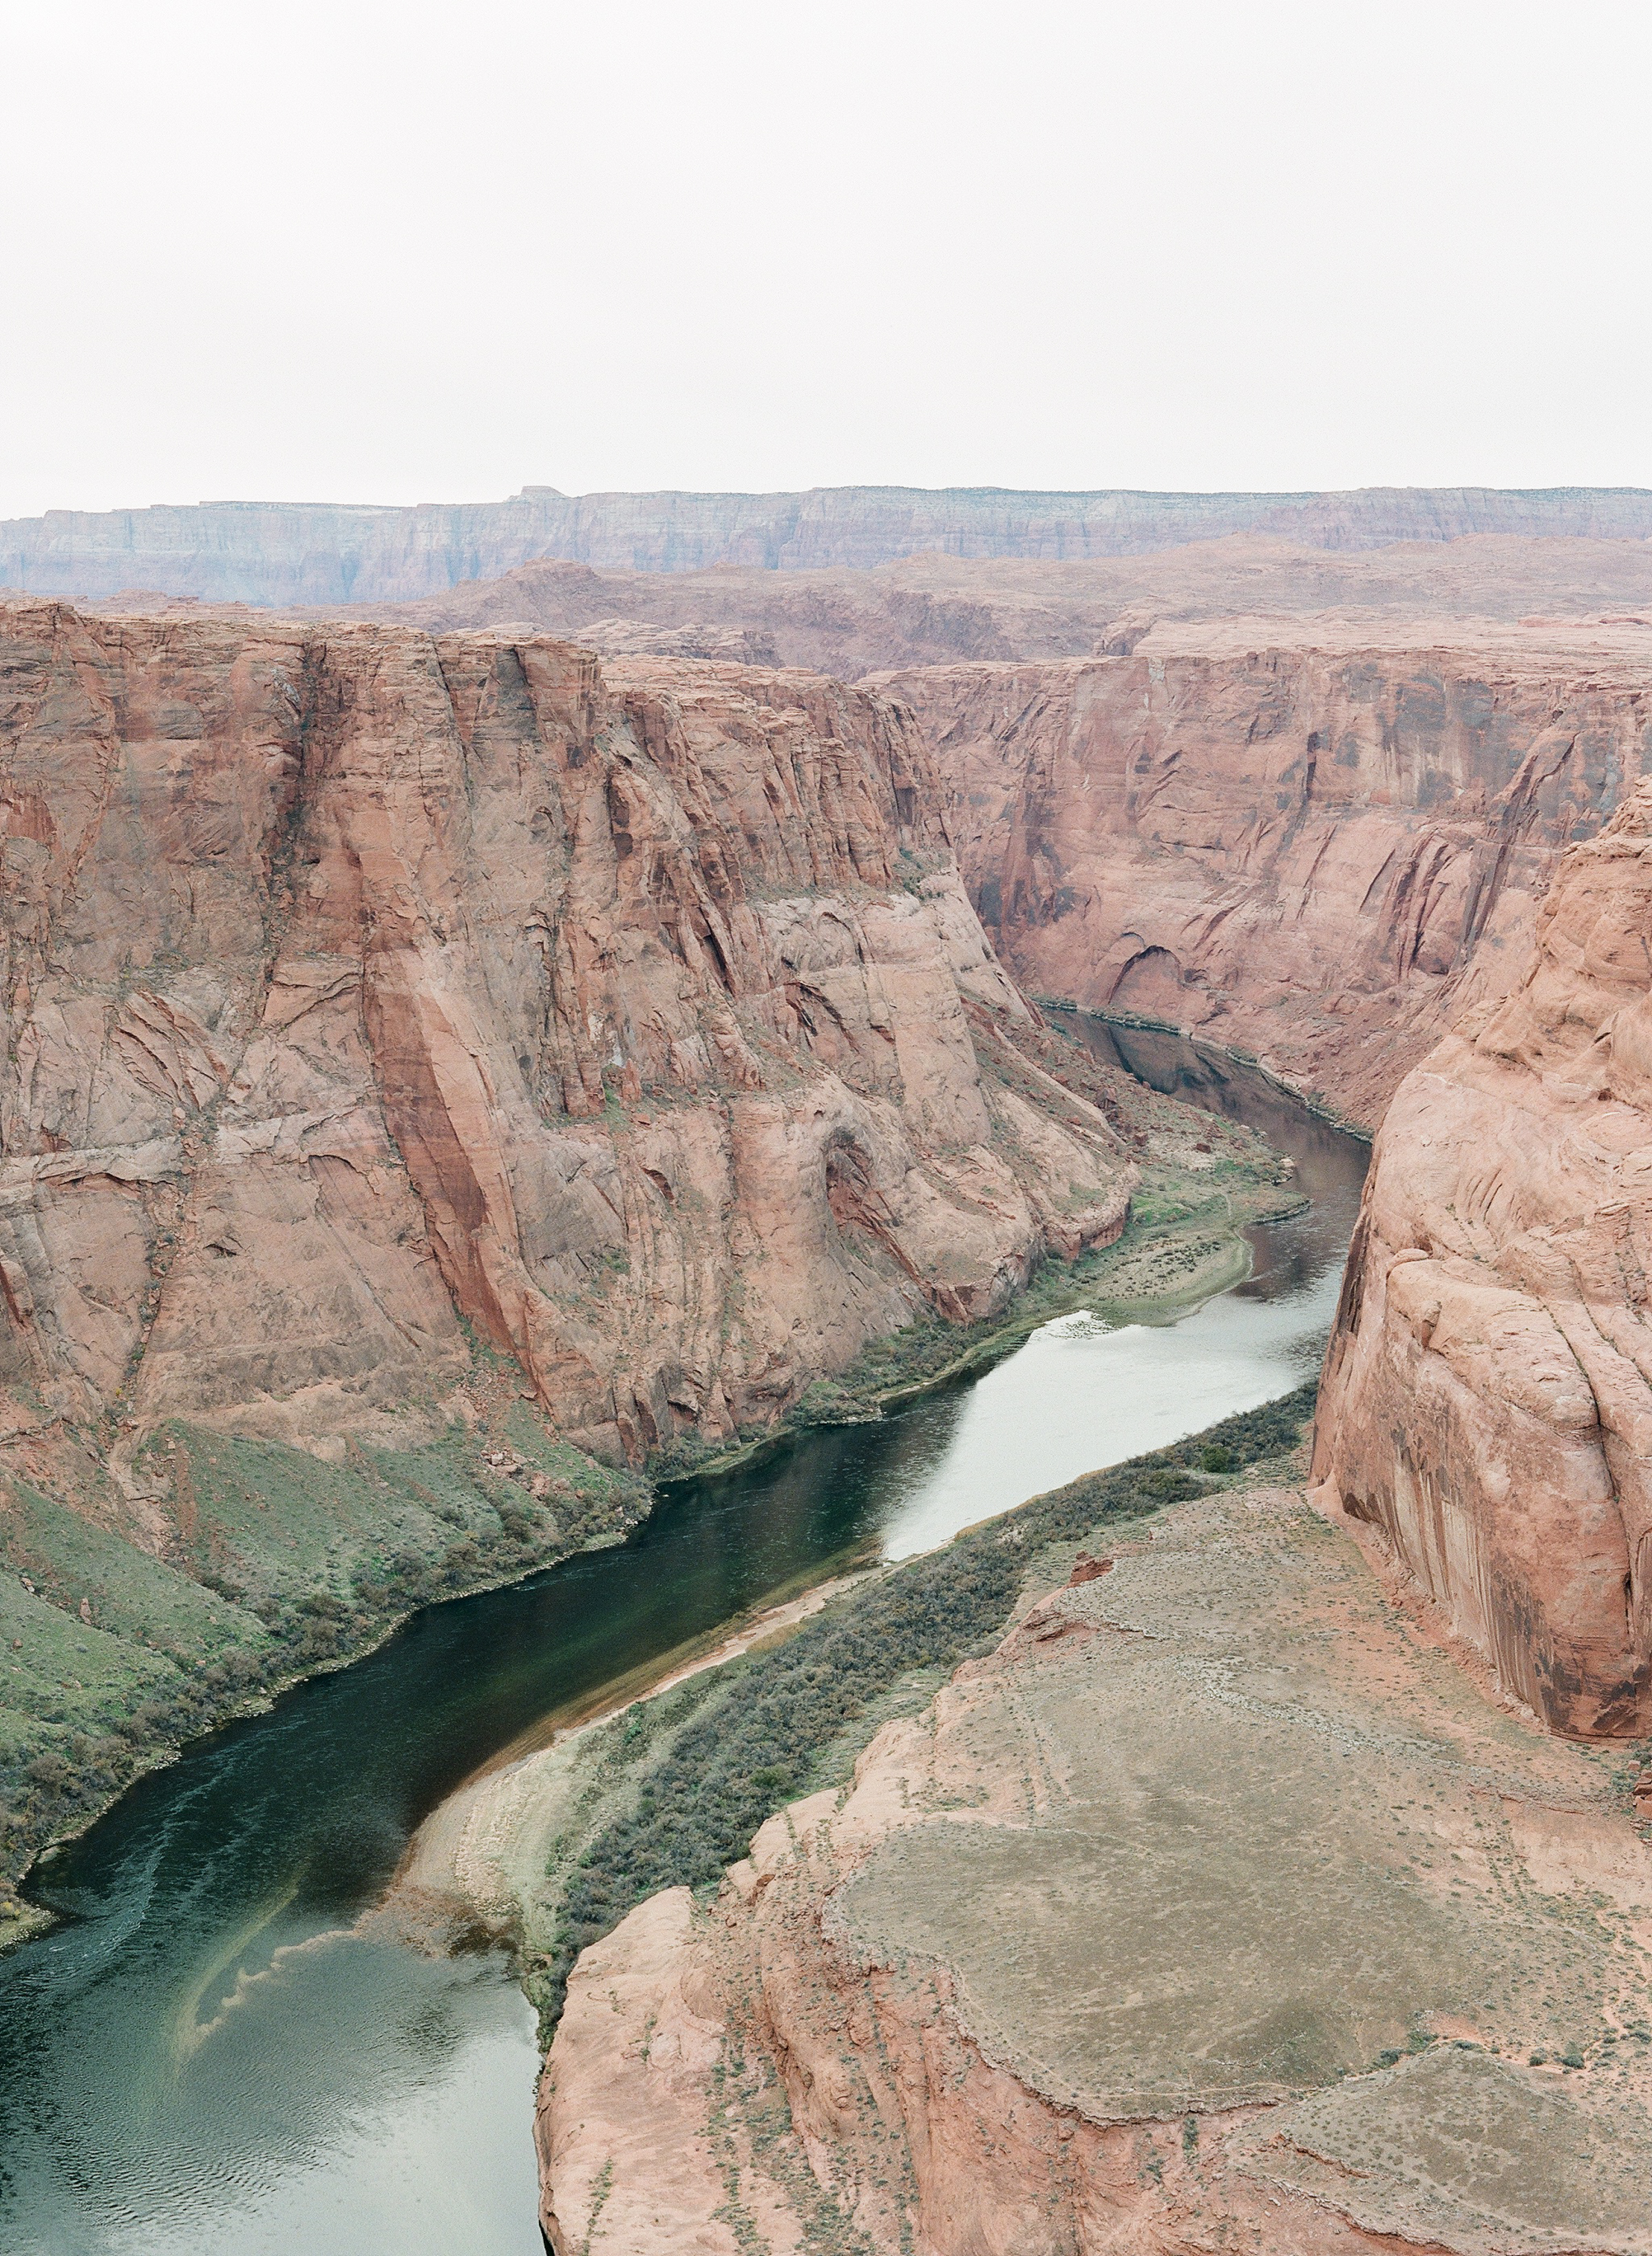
<box><xmin>887</xmin><ymin>618</ymin><xmax>1652</xmax><ymax>1125</ymax></box>
<box><xmin>0</xmin><ymin>602</ymin><xmax>1130</xmax><ymax>1468</ymax></box>
<box><xmin>1316</xmin><ymin>778</ymin><xmax>1652</xmax><ymax>1734</ymax></box>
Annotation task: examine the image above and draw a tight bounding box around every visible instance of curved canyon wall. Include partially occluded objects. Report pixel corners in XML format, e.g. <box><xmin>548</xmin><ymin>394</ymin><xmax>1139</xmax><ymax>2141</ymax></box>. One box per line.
<box><xmin>890</xmin><ymin>621</ymin><xmax>1652</xmax><ymax>1126</ymax></box>
<box><xmin>8</xmin><ymin>484</ymin><xmax>1652</xmax><ymax>606</ymax></box>
<box><xmin>0</xmin><ymin>601</ymin><xmax>1130</xmax><ymax>1470</ymax></box>
<box><xmin>1315</xmin><ymin>781</ymin><xmax>1652</xmax><ymax>1736</ymax></box>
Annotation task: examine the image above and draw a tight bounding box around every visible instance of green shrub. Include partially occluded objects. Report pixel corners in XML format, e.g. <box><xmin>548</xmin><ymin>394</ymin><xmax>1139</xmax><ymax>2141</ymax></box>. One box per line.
<box><xmin>536</xmin><ymin>1383</ymin><xmax>1317</xmax><ymax>2031</ymax></box>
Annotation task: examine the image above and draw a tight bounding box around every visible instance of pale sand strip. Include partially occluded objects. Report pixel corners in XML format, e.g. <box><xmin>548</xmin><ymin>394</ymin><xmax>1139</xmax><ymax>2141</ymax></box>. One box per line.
<box><xmin>370</xmin><ymin>1566</ymin><xmax>876</xmax><ymax>1943</ymax></box>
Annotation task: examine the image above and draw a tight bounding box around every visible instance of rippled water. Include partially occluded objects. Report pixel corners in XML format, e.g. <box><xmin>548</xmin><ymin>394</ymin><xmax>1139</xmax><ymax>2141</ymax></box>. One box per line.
<box><xmin>0</xmin><ymin>1026</ymin><xmax>1366</xmax><ymax>2255</ymax></box>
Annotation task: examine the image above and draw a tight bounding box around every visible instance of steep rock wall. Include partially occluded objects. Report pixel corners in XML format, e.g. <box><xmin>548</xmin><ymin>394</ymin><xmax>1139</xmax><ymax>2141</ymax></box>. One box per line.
<box><xmin>1315</xmin><ymin>781</ymin><xmax>1652</xmax><ymax>1735</ymax></box>
<box><xmin>887</xmin><ymin>622</ymin><xmax>1652</xmax><ymax>1126</ymax></box>
<box><xmin>0</xmin><ymin>603</ymin><xmax>1130</xmax><ymax>1470</ymax></box>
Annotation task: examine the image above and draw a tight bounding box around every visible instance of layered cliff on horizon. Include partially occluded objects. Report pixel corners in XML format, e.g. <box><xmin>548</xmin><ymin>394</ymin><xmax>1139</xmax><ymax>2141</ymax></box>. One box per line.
<box><xmin>8</xmin><ymin>483</ymin><xmax>1652</xmax><ymax>607</ymax></box>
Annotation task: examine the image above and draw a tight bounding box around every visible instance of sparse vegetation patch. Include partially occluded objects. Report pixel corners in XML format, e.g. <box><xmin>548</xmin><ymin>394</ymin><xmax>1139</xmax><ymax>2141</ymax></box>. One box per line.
<box><xmin>526</xmin><ymin>1384</ymin><xmax>1316</xmax><ymax>2034</ymax></box>
<box><xmin>0</xmin><ymin>1410</ymin><xmax>647</xmax><ymax>1917</ymax></box>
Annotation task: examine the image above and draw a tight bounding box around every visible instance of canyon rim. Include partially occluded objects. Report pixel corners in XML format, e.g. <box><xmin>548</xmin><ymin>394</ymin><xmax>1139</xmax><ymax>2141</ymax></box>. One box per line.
<box><xmin>8</xmin><ymin>496</ymin><xmax>1652</xmax><ymax>2256</ymax></box>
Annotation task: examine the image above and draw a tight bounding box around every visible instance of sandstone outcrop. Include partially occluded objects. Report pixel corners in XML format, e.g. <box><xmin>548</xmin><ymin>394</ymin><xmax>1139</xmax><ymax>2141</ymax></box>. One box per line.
<box><xmin>887</xmin><ymin>619</ymin><xmax>1652</xmax><ymax>1125</ymax></box>
<box><xmin>1315</xmin><ymin>778</ymin><xmax>1652</xmax><ymax>1735</ymax></box>
<box><xmin>12</xmin><ymin>485</ymin><xmax>1652</xmax><ymax>607</ymax></box>
<box><xmin>538</xmin><ymin>1484</ymin><xmax>1652</xmax><ymax>2254</ymax></box>
<box><xmin>0</xmin><ymin>600</ymin><xmax>1130</xmax><ymax>1474</ymax></box>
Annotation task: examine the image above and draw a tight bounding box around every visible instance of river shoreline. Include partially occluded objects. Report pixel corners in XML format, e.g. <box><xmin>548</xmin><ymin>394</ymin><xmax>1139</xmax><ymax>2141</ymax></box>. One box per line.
<box><xmin>377</xmin><ymin>1203</ymin><xmax>1332</xmax><ymax>2030</ymax></box>
<box><xmin>0</xmin><ymin>1025</ymin><xmax>1369</xmax><ymax>2255</ymax></box>
<box><xmin>653</xmin><ymin>1174</ymin><xmax>1301</xmax><ymax>1485</ymax></box>
<box><xmin>372</xmin><ymin>1563</ymin><xmax>883</xmax><ymax>1952</ymax></box>
<box><xmin>1035</xmin><ymin>996</ymin><xmax>1379</xmax><ymax>1142</ymax></box>
<box><xmin>6</xmin><ymin>1148</ymin><xmax>1289</xmax><ymax>1950</ymax></box>
<box><xmin>2</xmin><ymin>1517</ymin><xmax>636</xmax><ymax>1954</ymax></box>
<box><xmin>483</xmin><ymin>1381</ymin><xmax>1326</xmax><ymax>2054</ymax></box>
<box><xmin>373</xmin><ymin>1203</ymin><xmax>1311</xmax><ymax>1947</ymax></box>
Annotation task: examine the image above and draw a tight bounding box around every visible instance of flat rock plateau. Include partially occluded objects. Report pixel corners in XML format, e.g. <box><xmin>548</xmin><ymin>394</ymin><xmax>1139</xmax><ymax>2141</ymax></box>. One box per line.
<box><xmin>540</xmin><ymin>1474</ymin><xmax>1652</xmax><ymax>2256</ymax></box>
<box><xmin>12</xmin><ymin>483</ymin><xmax>1652</xmax><ymax>605</ymax></box>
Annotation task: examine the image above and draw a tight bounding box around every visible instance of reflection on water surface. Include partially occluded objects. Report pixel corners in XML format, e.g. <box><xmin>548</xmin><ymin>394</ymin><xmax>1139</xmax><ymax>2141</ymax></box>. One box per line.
<box><xmin>0</xmin><ymin>1024</ymin><xmax>1366</xmax><ymax>2254</ymax></box>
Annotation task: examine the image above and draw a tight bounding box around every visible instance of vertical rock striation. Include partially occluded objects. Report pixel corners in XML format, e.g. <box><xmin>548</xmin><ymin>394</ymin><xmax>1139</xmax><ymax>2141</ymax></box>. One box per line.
<box><xmin>1316</xmin><ymin>780</ymin><xmax>1652</xmax><ymax>1733</ymax></box>
<box><xmin>0</xmin><ymin>602</ymin><xmax>1131</xmax><ymax>1473</ymax></box>
<box><xmin>887</xmin><ymin>622</ymin><xmax>1652</xmax><ymax>1125</ymax></box>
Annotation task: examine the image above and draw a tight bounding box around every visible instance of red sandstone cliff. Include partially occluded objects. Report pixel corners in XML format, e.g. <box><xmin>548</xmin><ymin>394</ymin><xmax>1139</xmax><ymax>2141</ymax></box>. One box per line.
<box><xmin>1315</xmin><ymin>779</ymin><xmax>1652</xmax><ymax>1736</ymax></box>
<box><xmin>0</xmin><ymin>602</ymin><xmax>1130</xmax><ymax>1472</ymax></box>
<box><xmin>885</xmin><ymin>620</ymin><xmax>1652</xmax><ymax>1126</ymax></box>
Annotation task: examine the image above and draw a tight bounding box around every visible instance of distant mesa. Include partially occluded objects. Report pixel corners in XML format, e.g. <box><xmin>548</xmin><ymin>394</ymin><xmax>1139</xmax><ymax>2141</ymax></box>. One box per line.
<box><xmin>7</xmin><ymin>483</ymin><xmax>1652</xmax><ymax>607</ymax></box>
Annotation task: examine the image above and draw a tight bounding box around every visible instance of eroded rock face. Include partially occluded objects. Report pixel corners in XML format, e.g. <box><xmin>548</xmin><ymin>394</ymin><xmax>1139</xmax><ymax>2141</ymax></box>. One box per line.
<box><xmin>889</xmin><ymin>621</ymin><xmax>1652</xmax><ymax>1125</ymax></box>
<box><xmin>1316</xmin><ymin>780</ymin><xmax>1652</xmax><ymax>1735</ymax></box>
<box><xmin>0</xmin><ymin>602</ymin><xmax>1130</xmax><ymax>1466</ymax></box>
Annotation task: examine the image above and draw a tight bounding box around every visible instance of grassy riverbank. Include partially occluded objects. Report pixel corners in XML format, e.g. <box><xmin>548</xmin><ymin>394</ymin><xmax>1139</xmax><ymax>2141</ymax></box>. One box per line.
<box><xmin>482</xmin><ymin>1384</ymin><xmax>1319</xmax><ymax>2039</ymax></box>
<box><xmin>1035</xmin><ymin>996</ymin><xmax>1377</xmax><ymax>1143</ymax></box>
<box><xmin>0</xmin><ymin>1380</ymin><xmax>647</xmax><ymax>1935</ymax></box>
<box><xmin>796</xmin><ymin>1165</ymin><xmax>1300</xmax><ymax>1426</ymax></box>
<box><xmin>654</xmin><ymin>1004</ymin><xmax>1302</xmax><ymax>1477</ymax></box>
<box><xmin>652</xmin><ymin>1155</ymin><xmax>1302</xmax><ymax>1486</ymax></box>
<box><xmin>0</xmin><ymin>1145</ymin><xmax>1279</xmax><ymax>1939</ymax></box>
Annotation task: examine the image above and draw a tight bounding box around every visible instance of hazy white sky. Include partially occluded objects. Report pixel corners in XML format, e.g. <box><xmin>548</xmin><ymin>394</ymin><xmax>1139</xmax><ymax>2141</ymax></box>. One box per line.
<box><xmin>3</xmin><ymin>0</ymin><xmax>1649</xmax><ymax>516</ymax></box>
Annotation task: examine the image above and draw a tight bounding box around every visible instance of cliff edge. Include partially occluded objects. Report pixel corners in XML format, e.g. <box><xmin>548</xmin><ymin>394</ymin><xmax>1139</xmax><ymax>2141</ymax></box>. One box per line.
<box><xmin>0</xmin><ymin>601</ymin><xmax>1139</xmax><ymax>1897</ymax></box>
<box><xmin>1316</xmin><ymin>778</ymin><xmax>1652</xmax><ymax>1733</ymax></box>
<box><xmin>538</xmin><ymin>1476</ymin><xmax>1652</xmax><ymax>2255</ymax></box>
<box><xmin>0</xmin><ymin>604</ymin><xmax>1130</xmax><ymax>1465</ymax></box>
